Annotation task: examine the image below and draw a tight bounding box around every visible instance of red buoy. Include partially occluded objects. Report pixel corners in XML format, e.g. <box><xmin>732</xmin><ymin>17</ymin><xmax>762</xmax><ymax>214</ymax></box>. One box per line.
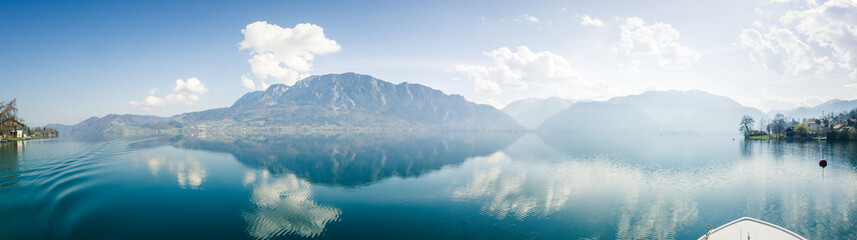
<box><xmin>819</xmin><ymin>159</ymin><xmax>828</xmax><ymax>168</ymax></box>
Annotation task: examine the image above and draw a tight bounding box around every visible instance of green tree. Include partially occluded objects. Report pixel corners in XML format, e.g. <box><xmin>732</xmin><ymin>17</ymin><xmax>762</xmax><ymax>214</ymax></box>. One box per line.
<box><xmin>740</xmin><ymin>115</ymin><xmax>754</xmax><ymax>137</ymax></box>
<box><xmin>793</xmin><ymin>122</ymin><xmax>809</xmax><ymax>139</ymax></box>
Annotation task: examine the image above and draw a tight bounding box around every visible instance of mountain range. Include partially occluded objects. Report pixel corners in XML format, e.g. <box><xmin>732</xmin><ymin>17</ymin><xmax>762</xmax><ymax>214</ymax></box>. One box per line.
<box><xmin>501</xmin><ymin>97</ymin><xmax>575</xmax><ymax>129</ymax></box>
<box><xmin>777</xmin><ymin>99</ymin><xmax>857</xmax><ymax>120</ymax></box>
<box><xmin>58</xmin><ymin>73</ymin><xmax>524</xmax><ymax>139</ymax></box>
<box><xmin>535</xmin><ymin>90</ymin><xmax>766</xmax><ymax>133</ymax></box>
<box><xmin>55</xmin><ymin>72</ymin><xmax>857</xmax><ymax>138</ymax></box>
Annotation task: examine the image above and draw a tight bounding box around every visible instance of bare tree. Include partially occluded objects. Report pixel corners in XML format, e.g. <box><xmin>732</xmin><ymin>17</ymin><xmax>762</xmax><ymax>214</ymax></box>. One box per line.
<box><xmin>0</xmin><ymin>99</ymin><xmax>20</xmax><ymax>133</ymax></box>
<box><xmin>740</xmin><ymin>115</ymin><xmax>754</xmax><ymax>137</ymax></box>
<box><xmin>770</xmin><ymin>113</ymin><xmax>787</xmax><ymax>137</ymax></box>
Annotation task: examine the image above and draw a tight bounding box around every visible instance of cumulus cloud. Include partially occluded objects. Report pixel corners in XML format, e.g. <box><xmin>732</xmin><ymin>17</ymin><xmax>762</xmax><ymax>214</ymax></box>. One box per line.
<box><xmin>619</xmin><ymin>17</ymin><xmax>701</xmax><ymax>69</ymax></box>
<box><xmin>523</xmin><ymin>15</ymin><xmax>540</xmax><ymax>23</ymax></box>
<box><xmin>739</xmin><ymin>26</ymin><xmax>834</xmax><ymax>75</ymax></box>
<box><xmin>454</xmin><ymin>46</ymin><xmax>580</xmax><ymax>94</ymax></box>
<box><xmin>241</xmin><ymin>75</ymin><xmax>256</xmax><ymax>90</ymax></box>
<box><xmin>165</xmin><ymin>78</ymin><xmax>209</xmax><ymax>106</ymax></box>
<box><xmin>241</xmin><ymin>74</ymin><xmax>257</xmax><ymax>90</ymax></box>
<box><xmin>239</xmin><ymin>22</ymin><xmax>341</xmax><ymax>89</ymax></box>
<box><xmin>744</xmin><ymin>0</ymin><xmax>857</xmax><ymax>80</ymax></box>
<box><xmin>580</xmin><ymin>15</ymin><xmax>604</xmax><ymax>27</ymax></box>
<box><xmin>129</xmin><ymin>96</ymin><xmax>166</xmax><ymax>110</ymax></box>
<box><xmin>787</xmin><ymin>0</ymin><xmax>857</xmax><ymax>79</ymax></box>
<box><xmin>130</xmin><ymin>77</ymin><xmax>209</xmax><ymax>109</ymax></box>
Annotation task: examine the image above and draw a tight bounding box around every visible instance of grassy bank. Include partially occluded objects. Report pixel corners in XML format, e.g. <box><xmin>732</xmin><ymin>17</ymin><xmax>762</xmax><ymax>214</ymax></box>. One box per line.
<box><xmin>747</xmin><ymin>134</ymin><xmax>781</xmax><ymax>140</ymax></box>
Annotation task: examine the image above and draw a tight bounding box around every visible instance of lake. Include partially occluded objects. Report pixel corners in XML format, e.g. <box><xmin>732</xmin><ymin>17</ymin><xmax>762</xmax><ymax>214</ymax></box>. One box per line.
<box><xmin>2</xmin><ymin>132</ymin><xmax>856</xmax><ymax>239</ymax></box>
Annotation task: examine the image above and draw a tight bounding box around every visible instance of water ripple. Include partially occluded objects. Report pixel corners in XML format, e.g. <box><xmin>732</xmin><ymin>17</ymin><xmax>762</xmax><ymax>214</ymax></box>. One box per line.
<box><xmin>0</xmin><ymin>139</ymin><xmax>131</xmax><ymax>239</ymax></box>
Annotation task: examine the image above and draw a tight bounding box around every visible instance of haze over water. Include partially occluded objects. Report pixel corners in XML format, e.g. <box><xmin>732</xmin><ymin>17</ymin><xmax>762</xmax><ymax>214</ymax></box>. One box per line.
<box><xmin>2</xmin><ymin>133</ymin><xmax>856</xmax><ymax>239</ymax></box>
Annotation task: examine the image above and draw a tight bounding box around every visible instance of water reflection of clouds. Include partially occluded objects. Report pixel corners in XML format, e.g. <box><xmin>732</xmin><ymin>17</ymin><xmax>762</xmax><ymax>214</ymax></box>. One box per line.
<box><xmin>145</xmin><ymin>156</ymin><xmax>207</xmax><ymax>189</ymax></box>
<box><xmin>453</xmin><ymin>150</ymin><xmax>857</xmax><ymax>239</ymax></box>
<box><xmin>243</xmin><ymin>170</ymin><xmax>340</xmax><ymax>239</ymax></box>
<box><xmin>732</xmin><ymin>154</ymin><xmax>857</xmax><ymax>239</ymax></box>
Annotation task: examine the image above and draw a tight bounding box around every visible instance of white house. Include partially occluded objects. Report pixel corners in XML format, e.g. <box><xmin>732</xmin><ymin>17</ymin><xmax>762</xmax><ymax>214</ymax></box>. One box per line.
<box><xmin>807</xmin><ymin>119</ymin><xmax>823</xmax><ymax>131</ymax></box>
<box><xmin>14</xmin><ymin>130</ymin><xmax>22</xmax><ymax>138</ymax></box>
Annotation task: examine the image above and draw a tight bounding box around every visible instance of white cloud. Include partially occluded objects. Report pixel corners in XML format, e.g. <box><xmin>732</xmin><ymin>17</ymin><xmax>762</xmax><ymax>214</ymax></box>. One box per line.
<box><xmin>129</xmin><ymin>96</ymin><xmax>166</xmax><ymax>110</ymax></box>
<box><xmin>739</xmin><ymin>26</ymin><xmax>834</xmax><ymax>75</ymax></box>
<box><xmin>165</xmin><ymin>78</ymin><xmax>209</xmax><ymax>106</ymax></box>
<box><xmin>523</xmin><ymin>15</ymin><xmax>540</xmax><ymax>23</ymax></box>
<box><xmin>241</xmin><ymin>75</ymin><xmax>257</xmax><ymax>90</ymax></box>
<box><xmin>454</xmin><ymin>46</ymin><xmax>580</xmax><ymax>94</ymax></box>
<box><xmin>453</xmin><ymin>64</ymin><xmax>503</xmax><ymax>94</ymax></box>
<box><xmin>239</xmin><ymin>22</ymin><xmax>341</xmax><ymax>88</ymax></box>
<box><xmin>743</xmin><ymin>0</ymin><xmax>856</xmax><ymax>79</ymax></box>
<box><xmin>787</xmin><ymin>0</ymin><xmax>857</xmax><ymax>80</ymax></box>
<box><xmin>131</xmin><ymin>77</ymin><xmax>209</xmax><ymax>109</ymax></box>
<box><xmin>173</xmin><ymin>77</ymin><xmax>208</xmax><ymax>95</ymax></box>
<box><xmin>580</xmin><ymin>15</ymin><xmax>605</xmax><ymax>27</ymax></box>
<box><xmin>619</xmin><ymin>17</ymin><xmax>701</xmax><ymax>69</ymax></box>
<box><xmin>621</xmin><ymin>59</ymin><xmax>642</xmax><ymax>76</ymax></box>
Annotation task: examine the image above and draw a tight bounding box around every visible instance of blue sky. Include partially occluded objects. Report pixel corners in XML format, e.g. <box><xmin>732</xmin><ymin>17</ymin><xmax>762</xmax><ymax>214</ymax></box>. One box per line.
<box><xmin>2</xmin><ymin>0</ymin><xmax>856</xmax><ymax>126</ymax></box>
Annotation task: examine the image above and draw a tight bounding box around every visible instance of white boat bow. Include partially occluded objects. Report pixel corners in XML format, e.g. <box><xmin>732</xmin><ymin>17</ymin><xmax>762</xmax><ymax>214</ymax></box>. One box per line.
<box><xmin>699</xmin><ymin>217</ymin><xmax>806</xmax><ymax>240</ymax></box>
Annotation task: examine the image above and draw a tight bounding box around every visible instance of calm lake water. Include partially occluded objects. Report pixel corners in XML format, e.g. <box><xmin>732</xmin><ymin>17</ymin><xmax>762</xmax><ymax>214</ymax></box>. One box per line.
<box><xmin>2</xmin><ymin>133</ymin><xmax>856</xmax><ymax>239</ymax></box>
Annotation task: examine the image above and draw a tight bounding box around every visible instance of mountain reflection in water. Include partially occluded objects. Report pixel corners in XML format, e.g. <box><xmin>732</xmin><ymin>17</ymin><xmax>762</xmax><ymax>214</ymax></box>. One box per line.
<box><xmin>3</xmin><ymin>132</ymin><xmax>857</xmax><ymax>239</ymax></box>
<box><xmin>165</xmin><ymin>132</ymin><xmax>522</xmax><ymax>187</ymax></box>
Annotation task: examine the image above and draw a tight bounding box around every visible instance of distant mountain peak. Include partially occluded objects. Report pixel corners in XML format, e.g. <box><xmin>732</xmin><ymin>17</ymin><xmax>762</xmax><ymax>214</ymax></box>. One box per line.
<box><xmin>538</xmin><ymin>89</ymin><xmax>764</xmax><ymax>133</ymax></box>
<box><xmin>779</xmin><ymin>98</ymin><xmax>857</xmax><ymax>119</ymax></box>
<box><xmin>58</xmin><ymin>72</ymin><xmax>528</xmax><ymax>138</ymax></box>
<box><xmin>820</xmin><ymin>98</ymin><xmax>843</xmax><ymax>105</ymax></box>
<box><xmin>502</xmin><ymin>97</ymin><xmax>576</xmax><ymax>129</ymax></box>
<box><xmin>190</xmin><ymin>72</ymin><xmax>522</xmax><ymax>130</ymax></box>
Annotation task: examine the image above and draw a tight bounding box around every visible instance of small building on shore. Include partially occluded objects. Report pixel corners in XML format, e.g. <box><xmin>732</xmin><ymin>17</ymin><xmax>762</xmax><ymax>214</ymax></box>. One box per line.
<box><xmin>2</xmin><ymin>119</ymin><xmax>26</xmax><ymax>139</ymax></box>
<box><xmin>807</xmin><ymin>119</ymin><xmax>823</xmax><ymax>131</ymax></box>
<box><xmin>785</xmin><ymin>127</ymin><xmax>796</xmax><ymax>138</ymax></box>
